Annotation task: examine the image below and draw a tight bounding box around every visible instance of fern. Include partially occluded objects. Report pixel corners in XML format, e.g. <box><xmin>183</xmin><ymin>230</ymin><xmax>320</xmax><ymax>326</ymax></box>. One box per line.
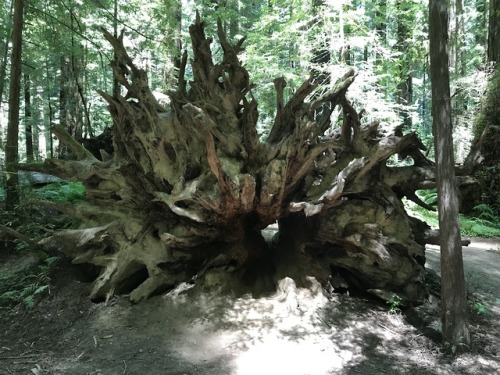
<box><xmin>416</xmin><ymin>189</ymin><xmax>438</xmax><ymax>205</ymax></box>
<box><xmin>472</xmin><ymin>204</ymin><xmax>500</xmax><ymax>222</ymax></box>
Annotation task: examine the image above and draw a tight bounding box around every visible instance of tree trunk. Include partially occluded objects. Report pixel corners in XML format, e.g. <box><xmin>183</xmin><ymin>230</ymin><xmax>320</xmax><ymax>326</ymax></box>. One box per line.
<box><xmin>488</xmin><ymin>0</ymin><xmax>500</xmax><ymax>63</ymax></box>
<box><xmin>45</xmin><ymin>56</ymin><xmax>54</xmax><ymax>159</ymax></box>
<box><xmin>429</xmin><ymin>0</ymin><xmax>470</xmax><ymax>349</ymax></box>
<box><xmin>0</xmin><ymin>0</ymin><xmax>13</xmax><ymax>119</ymax></box>
<box><xmin>461</xmin><ymin>0</ymin><xmax>500</xmax><ymax>215</ymax></box>
<box><xmin>164</xmin><ymin>0</ymin><xmax>182</xmax><ymax>91</ymax></box>
<box><xmin>58</xmin><ymin>53</ymin><xmax>84</xmax><ymax>158</ymax></box>
<box><xmin>24</xmin><ymin>72</ymin><xmax>33</xmax><ymax>162</ymax></box>
<box><xmin>112</xmin><ymin>0</ymin><xmax>119</xmax><ymax>98</ymax></box>
<box><xmin>24</xmin><ymin>15</ymin><xmax>473</xmax><ymax>305</ymax></box>
<box><xmin>396</xmin><ymin>0</ymin><xmax>413</xmax><ymax>129</ymax></box>
<box><xmin>5</xmin><ymin>0</ymin><xmax>24</xmax><ymax>211</ymax></box>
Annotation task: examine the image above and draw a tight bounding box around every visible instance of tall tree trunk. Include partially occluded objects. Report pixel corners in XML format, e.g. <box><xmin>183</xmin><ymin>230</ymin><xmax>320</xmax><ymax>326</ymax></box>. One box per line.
<box><xmin>374</xmin><ymin>0</ymin><xmax>387</xmax><ymax>39</ymax></box>
<box><xmin>452</xmin><ymin>0</ymin><xmax>468</xmax><ymax>161</ymax></box>
<box><xmin>374</xmin><ymin>0</ymin><xmax>387</xmax><ymax>65</ymax></box>
<box><xmin>429</xmin><ymin>0</ymin><xmax>470</xmax><ymax>349</ymax></box>
<box><xmin>488</xmin><ymin>0</ymin><xmax>500</xmax><ymax>63</ymax></box>
<box><xmin>72</xmin><ymin>52</ymin><xmax>91</xmax><ymax>139</ymax></box>
<box><xmin>455</xmin><ymin>0</ymin><xmax>465</xmax><ymax>76</ymax></box>
<box><xmin>58</xmin><ymin>55</ymin><xmax>69</xmax><ymax>158</ymax></box>
<box><xmin>5</xmin><ymin>0</ymin><xmax>23</xmax><ymax>210</ymax></box>
<box><xmin>45</xmin><ymin>56</ymin><xmax>54</xmax><ymax>159</ymax></box>
<box><xmin>474</xmin><ymin>0</ymin><xmax>487</xmax><ymax>48</ymax></box>
<box><xmin>396</xmin><ymin>0</ymin><xmax>413</xmax><ymax>129</ymax></box>
<box><xmin>164</xmin><ymin>0</ymin><xmax>182</xmax><ymax>90</ymax></box>
<box><xmin>112</xmin><ymin>0</ymin><xmax>119</xmax><ymax>98</ymax></box>
<box><xmin>33</xmin><ymin>83</ymin><xmax>41</xmax><ymax>160</ymax></box>
<box><xmin>0</xmin><ymin>0</ymin><xmax>14</xmax><ymax>148</ymax></box>
<box><xmin>24</xmin><ymin>72</ymin><xmax>33</xmax><ymax>162</ymax></box>
<box><xmin>228</xmin><ymin>0</ymin><xmax>239</xmax><ymax>39</ymax></box>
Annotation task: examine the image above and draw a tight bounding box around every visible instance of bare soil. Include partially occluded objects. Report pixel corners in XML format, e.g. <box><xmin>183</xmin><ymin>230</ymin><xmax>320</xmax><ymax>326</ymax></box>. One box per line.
<box><xmin>1</xmin><ymin>238</ymin><xmax>499</xmax><ymax>375</ymax></box>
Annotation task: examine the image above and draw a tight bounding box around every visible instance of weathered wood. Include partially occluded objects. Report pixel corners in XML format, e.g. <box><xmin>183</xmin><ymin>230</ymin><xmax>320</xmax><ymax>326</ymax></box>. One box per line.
<box><xmin>23</xmin><ymin>16</ymin><xmax>479</xmax><ymax>303</ymax></box>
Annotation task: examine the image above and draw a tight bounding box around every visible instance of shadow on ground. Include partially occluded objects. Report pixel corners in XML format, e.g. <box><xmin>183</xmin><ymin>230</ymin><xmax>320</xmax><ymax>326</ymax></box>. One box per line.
<box><xmin>1</xmin><ymin>238</ymin><xmax>499</xmax><ymax>374</ymax></box>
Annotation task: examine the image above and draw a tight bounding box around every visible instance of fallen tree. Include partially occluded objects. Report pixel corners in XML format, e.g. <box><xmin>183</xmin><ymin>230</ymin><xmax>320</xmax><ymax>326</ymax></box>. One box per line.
<box><xmin>23</xmin><ymin>15</ymin><xmax>470</xmax><ymax>303</ymax></box>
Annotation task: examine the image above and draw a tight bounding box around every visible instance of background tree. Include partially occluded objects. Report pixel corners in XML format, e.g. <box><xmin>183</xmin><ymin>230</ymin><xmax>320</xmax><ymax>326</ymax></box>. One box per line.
<box><xmin>5</xmin><ymin>0</ymin><xmax>24</xmax><ymax>210</ymax></box>
<box><xmin>429</xmin><ymin>0</ymin><xmax>470</xmax><ymax>349</ymax></box>
<box><xmin>0</xmin><ymin>0</ymin><xmax>492</xmax><ymax>170</ymax></box>
<box><xmin>462</xmin><ymin>0</ymin><xmax>500</xmax><ymax>216</ymax></box>
<box><xmin>0</xmin><ymin>0</ymin><xmax>13</xmax><ymax>148</ymax></box>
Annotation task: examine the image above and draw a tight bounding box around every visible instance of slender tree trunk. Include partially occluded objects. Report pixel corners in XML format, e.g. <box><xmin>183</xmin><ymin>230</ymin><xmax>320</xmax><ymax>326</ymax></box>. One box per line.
<box><xmin>0</xmin><ymin>41</ymin><xmax>8</xmax><ymax>104</ymax></box>
<box><xmin>488</xmin><ymin>0</ymin><xmax>500</xmax><ymax>63</ymax></box>
<box><xmin>112</xmin><ymin>0</ymin><xmax>119</xmax><ymax>98</ymax></box>
<box><xmin>72</xmin><ymin>54</ymin><xmax>91</xmax><ymax>139</ymax></box>
<box><xmin>33</xmin><ymin>84</ymin><xmax>41</xmax><ymax>160</ymax></box>
<box><xmin>45</xmin><ymin>56</ymin><xmax>54</xmax><ymax>159</ymax></box>
<box><xmin>59</xmin><ymin>55</ymin><xmax>68</xmax><ymax>157</ymax></box>
<box><xmin>0</xmin><ymin>0</ymin><xmax>14</xmax><ymax>148</ymax></box>
<box><xmin>396</xmin><ymin>0</ymin><xmax>413</xmax><ymax>129</ymax></box>
<box><xmin>228</xmin><ymin>0</ymin><xmax>239</xmax><ymax>39</ymax></box>
<box><xmin>164</xmin><ymin>0</ymin><xmax>182</xmax><ymax>90</ymax></box>
<box><xmin>374</xmin><ymin>0</ymin><xmax>387</xmax><ymax>63</ymax></box>
<box><xmin>455</xmin><ymin>0</ymin><xmax>465</xmax><ymax>76</ymax></box>
<box><xmin>429</xmin><ymin>0</ymin><xmax>470</xmax><ymax>349</ymax></box>
<box><xmin>24</xmin><ymin>72</ymin><xmax>33</xmax><ymax>162</ymax></box>
<box><xmin>5</xmin><ymin>0</ymin><xmax>24</xmax><ymax>210</ymax></box>
<box><xmin>474</xmin><ymin>0</ymin><xmax>487</xmax><ymax>47</ymax></box>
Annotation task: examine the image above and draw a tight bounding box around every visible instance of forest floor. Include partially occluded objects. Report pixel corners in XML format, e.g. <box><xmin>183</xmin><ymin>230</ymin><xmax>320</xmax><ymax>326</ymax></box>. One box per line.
<box><xmin>0</xmin><ymin>236</ymin><xmax>499</xmax><ymax>375</ymax></box>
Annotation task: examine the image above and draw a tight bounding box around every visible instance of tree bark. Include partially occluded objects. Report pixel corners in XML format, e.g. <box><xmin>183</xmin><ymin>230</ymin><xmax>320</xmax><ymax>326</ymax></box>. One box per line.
<box><xmin>112</xmin><ymin>0</ymin><xmax>119</xmax><ymax>98</ymax></box>
<box><xmin>429</xmin><ymin>0</ymin><xmax>470</xmax><ymax>349</ymax></box>
<box><xmin>396</xmin><ymin>0</ymin><xmax>413</xmax><ymax>129</ymax></box>
<box><xmin>488</xmin><ymin>0</ymin><xmax>500</xmax><ymax>63</ymax></box>
<box><xmin>0</xmin><ymin>0</ymin><xmax>13</xmax><ymax>118</ymax></box>
<box><xmin>24</xmin><ymin>72</ymin><xmax>33</xmax><ymax>162</ymax></box>
<box><xmin>461</xmin><ymin>0</ymin><xmax>500</xmax><ymax>215</ymax></box>
<box><xmin>5</xmin><ymin>0</ymin><xmax>24</xmax><ymax>211</ymax></box>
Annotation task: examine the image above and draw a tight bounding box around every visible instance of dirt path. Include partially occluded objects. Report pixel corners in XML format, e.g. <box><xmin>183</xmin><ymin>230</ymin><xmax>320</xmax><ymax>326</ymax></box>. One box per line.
<box><xmin>1</xmin><ymin>238</ymin><xmax>499</xmax><ymax>375</ymax></box>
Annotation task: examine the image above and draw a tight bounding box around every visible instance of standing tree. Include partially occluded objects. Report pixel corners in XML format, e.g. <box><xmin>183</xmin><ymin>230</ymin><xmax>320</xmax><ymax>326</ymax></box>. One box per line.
<box><xmin>5</xmin><ymin>0</ymin><xmax>24</xmax><ymax>211</ymax></box>
<box><xmin>462</xmin><ymin>0</ymin><xmax>500</xmax><ymax>215</ymax></box>
<box><xmin>488</xmin><ymin>0</ymin><xmax>500</xmax><ymax>64</ymax></box>
<box><xmin>24</xmin><ymin>71</ymin><xmax>33</xmax><ymax>162</ymax></box>
<box><xmin>0</xmin><ymin>0</ymin><xmax>14</xmax><ymax>118</ymax></box>
<box><xmin>395</xmin><ymin>0</ymin><xmax>414</xmax><ymax>129</ymax></box>
<box><xmin>428</xmin><ymin>0</ymin><xmax>470</xmax><ymax>349</ymax></box>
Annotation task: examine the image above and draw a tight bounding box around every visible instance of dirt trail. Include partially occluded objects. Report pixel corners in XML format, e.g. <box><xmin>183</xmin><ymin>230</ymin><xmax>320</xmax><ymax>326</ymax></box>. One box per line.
<box><xmin>1</xmin><ymin>238</ymin><xmax>499</xmax><ymax>375</ymax></box>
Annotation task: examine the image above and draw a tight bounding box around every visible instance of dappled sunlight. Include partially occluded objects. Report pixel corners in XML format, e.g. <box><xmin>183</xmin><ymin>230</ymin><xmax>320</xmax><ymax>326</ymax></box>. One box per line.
<box><xmin>4</xmin><ymin>264</ymin><xmax>500</xmax><ymax>374</ymax></box>
<box><xmin>147</xmin><ymin>277</ymin><xmax>460</xmax><ymax>374</ymax></box>
<box><xmin>165</xmin><ymin>277</ymin><xmax>368</xmax><ymax>373</ymax></box>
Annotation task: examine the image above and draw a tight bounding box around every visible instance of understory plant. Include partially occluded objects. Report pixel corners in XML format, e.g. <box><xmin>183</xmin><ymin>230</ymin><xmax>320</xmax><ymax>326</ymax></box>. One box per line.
<box><xmin>406</xmin><ymin>190</ymin><xmax>500</xmax><ymax>237</ymax></box>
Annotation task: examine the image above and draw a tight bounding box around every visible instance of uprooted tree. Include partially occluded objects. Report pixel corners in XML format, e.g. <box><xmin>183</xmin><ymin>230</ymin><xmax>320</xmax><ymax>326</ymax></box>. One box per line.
<box><xmin>23</xmin><ymin>15</ymin><xmax>475</xmax><ymax>303</ymax></box>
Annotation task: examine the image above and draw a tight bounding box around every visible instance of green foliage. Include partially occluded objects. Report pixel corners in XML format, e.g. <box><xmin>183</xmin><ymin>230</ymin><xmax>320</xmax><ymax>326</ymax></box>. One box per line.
<box><xmin>0</xmin><ymin>0</ymin><xmax>490</xmax><ymax>166</ymax></box>
<box><xmin>406</xmin><ymin>195</ymin><xmax>500</xmax><ymax>237</ymax></box>
<box><xmin>469</xmin><ymin>300</ymin><xmax>489</xmax><ymax>315</ymax></box>
<box><xmin>416</xmin><ymin>189</ymin><xmax>438</xmax><ymax>206</ymax></box>
<box><xmin>471</xmin><ymin>204</ymin><xmax>499</xmax><ymax>222</ymax></box>
<box><xmin>0</xmin><ymin>256</ymin><xmax>58</xmax><ymax>313</ymax></box>
<box><xmin>386</xmin><ymin>293</ymin><xmax>403</xmax><ymax>314</ymax></box>
<box><xmin>27</xmin><ymin>181</ymin><xmax>85</xmax><ymax>204</ymax></box>
<box><xmin>459</xmin><ymin>216</ymin><xmax>500</xmax><ymax>237</ymax></box>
